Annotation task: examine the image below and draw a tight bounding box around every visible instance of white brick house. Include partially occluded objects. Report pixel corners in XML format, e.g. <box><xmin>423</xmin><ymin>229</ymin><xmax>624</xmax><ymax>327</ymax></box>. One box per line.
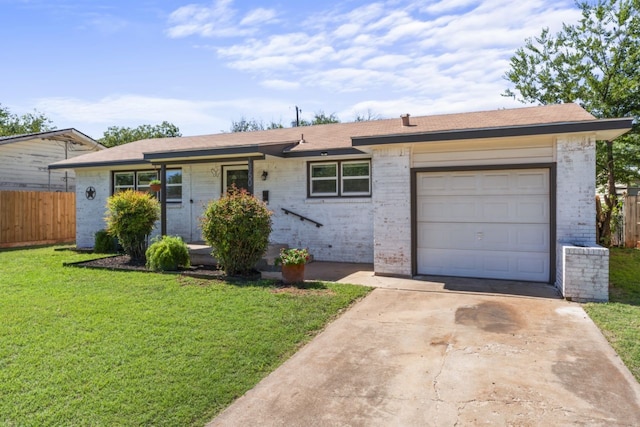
<box><xmin>49</xmin><ymin>104</ymin><xmax>631</xmax><ymax>302</ymax></box>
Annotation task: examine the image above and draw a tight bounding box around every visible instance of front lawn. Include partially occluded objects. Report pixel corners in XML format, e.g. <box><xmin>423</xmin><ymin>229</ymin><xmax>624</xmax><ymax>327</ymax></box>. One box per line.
<box><xmin>0</xmin><ymin>246</ymin><xmax>370</xmax><ymax>426</ymax></box>
<box><xmin>584</xmin><ymin>248</ymin><xmax>640</xmax><ymax>382</ymax></box>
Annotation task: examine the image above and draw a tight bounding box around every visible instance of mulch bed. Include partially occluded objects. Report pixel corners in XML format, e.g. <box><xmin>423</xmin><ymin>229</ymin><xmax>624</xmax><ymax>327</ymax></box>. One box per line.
<box><xmin>68</xmin><ymin>254</ymin><xmax>334</xmax><ymax>294</ymax></box>
<box><xmin>68</xmin><ymin>254</ymin><xmax>225</xmax><ymax>278</ymax></box>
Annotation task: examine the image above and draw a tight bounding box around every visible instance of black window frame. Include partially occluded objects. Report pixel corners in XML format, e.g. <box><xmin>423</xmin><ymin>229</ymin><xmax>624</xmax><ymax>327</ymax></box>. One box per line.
<box><xmin>307</xmin><ymin>159</ymin><xmax>372</xmax><ymax>198</ymax></box>
<box><xmin>111</xmin><ymin>168</ymin><xmax>183</xmax><ymax>203</ymax></box>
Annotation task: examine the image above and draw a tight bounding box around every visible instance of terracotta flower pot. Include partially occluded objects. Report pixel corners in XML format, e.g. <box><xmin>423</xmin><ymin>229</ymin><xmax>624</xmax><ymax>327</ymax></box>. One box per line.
<box><xmin>150</xmin><ymin>183</ymin><xmax>161</xmax><ymax>192</ymax></box>
<box><xmin>281</xmin><ymin>263</ymin><xmax>305</xmax><ymax>285</ymax></box>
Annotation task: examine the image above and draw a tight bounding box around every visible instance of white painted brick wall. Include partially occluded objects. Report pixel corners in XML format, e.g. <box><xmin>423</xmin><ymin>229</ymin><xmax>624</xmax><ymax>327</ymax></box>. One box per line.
<box><xmin>75</xmin><ymin>159</ymin><xmax>374</xmax><ymax>264</ymax></box>
<box><xmin>265</xmin><ymin>158</ymin><xmax>373</xmax><ymax>263</ymax></box>
<box><xmin>555</xmin><ymin>135</ymin><xmax>609</xmax><ymax>301</ymax></box>
<box><xmin>75</xmin><ymin>169</ymin><xmax>111</xmax><ymax>248</ymax></box>
<box><xmin>556</xmin><ymin>135</ymin><xmax>597</xmax><ymax>246</ymax></box>
<box><xmin>561</xmin><ymin>245</ymin><xmax>609</xmax><ymax>302</ymax></box>
<box><xmin>371</xmin><ymin>147</ymin><xmax>412</xmax><ymax>276</ymax></box>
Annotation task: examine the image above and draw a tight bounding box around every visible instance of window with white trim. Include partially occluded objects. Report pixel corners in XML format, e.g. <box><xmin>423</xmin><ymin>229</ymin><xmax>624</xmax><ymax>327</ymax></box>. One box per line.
<box><xmin>308</xmin><ymin>160</ymin><xmax>371</xmax><ymax>197</ymax></box>
<box><xmin>112</xmin><ymin>169</ymin><xmax>183</xmax><ymax>203</ymax></box>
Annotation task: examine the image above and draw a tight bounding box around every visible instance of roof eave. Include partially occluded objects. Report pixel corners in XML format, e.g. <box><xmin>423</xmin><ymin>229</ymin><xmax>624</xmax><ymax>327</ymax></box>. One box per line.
<box><xmin>351</xmin><ymin>118</ymin><xmax>634</xmax><ymax>146</ymax></box>
<box><xmin>48</xmin><ymin>159</ymin><xmax>147</xmax><ymax>170</ymax></box>
<box><xmin>142</xmin><ymin>141</ymin><xmax>296</xmax><ymax>162</ymax></box>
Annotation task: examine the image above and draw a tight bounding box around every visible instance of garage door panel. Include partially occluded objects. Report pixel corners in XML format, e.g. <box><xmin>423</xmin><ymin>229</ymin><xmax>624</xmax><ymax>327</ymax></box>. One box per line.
<box><xmin>417</xmin><ymin>248</ymin><xmax>549</xmax><ymax>281</ymax></box>
<box><xmin>418</xmin><ymin>195</ymin><xmax>549</xmax><ymax>223</ymax></box>
<box><xmin>417</xmin><ymin>170</ymin><xmax>548</xmax><ymax>197</ymax></box>
<box><xmin>418</xmin><ymin>223</ymin><xmax>548</xmax><ymax>252</ymax></box>
<box><xmin>416</xmin><ymin>168</ymin><xmax>550</xmax><ymax>282</ymax></box>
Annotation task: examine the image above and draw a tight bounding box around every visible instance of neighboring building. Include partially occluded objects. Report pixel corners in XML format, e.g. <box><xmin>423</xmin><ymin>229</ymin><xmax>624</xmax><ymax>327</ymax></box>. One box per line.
<box><xmin>0</xmin><ymin>129</ymin><xmax>104</xmax><ymax>192</ymax></box>
<box><xmin>49</xmin><ymin>104</ymin><xmax>632</xmax><ymax>301</ymax></box>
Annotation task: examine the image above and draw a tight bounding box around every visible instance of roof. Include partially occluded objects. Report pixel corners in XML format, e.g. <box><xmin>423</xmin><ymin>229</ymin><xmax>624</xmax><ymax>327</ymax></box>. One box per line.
<box><xmin>0</xmin><ymin>128</ymin><xmax>104</xmax><ymax>150</ymax></box>
<box><xmin>49</xmin><ymin>104</ymin><xmax>632</xmax><ymax>170</ymax></box>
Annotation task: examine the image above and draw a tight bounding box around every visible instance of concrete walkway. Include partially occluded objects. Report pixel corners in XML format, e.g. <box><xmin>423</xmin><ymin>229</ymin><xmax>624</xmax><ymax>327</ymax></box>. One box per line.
<box><xmin>210</xmin><ymin>263</ymin><xmax>640</xmax><ymax>426</ymax></box>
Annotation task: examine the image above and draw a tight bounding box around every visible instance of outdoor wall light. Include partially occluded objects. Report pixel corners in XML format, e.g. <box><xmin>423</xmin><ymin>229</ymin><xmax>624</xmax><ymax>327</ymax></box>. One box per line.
<box><xmin>320</xmin><ymin>151</ymin><xmax>328</xmax><ymax>156</ymax></box>
<box><xmin>261</xmin><ymin>170</ymin><xmax>269</xmax><ymax>181</ymax></box>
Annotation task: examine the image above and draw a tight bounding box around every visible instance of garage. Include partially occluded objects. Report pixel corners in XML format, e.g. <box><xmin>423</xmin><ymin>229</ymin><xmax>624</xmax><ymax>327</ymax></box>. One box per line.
<box><xmin>415</xmin><ymin>167</ymin><xmax>551</xmax><ymax>282</ymax></box>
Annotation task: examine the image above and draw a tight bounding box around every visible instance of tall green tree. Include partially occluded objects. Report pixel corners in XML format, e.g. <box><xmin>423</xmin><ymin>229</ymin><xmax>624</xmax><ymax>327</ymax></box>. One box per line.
<box><xmin>503</xmin><ymin>0</ymin><xmax>640</xmax><ymax>245</ymax></box>
<box><xmin>99</xmin><ymin>121</ymin><xmax>181</xmax><ymax>147</ymax></box>
<box><xmin>0</xmin><ymin>104</ymin><xmax>55</xmax><ymax>136</ymax></box>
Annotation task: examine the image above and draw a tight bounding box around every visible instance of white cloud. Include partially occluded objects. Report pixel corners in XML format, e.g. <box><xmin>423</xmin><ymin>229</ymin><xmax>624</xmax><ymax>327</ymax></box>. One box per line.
<box><xmin>261</xmin><ymin>79</ymin><xmax>301</xmax><ymax>90</ymax></box>
<box><xmin>166</xmin><ymin>0</ymin><xmax>277</xmax><ymax>38</ymax></box>
<box><xmin>163</xmin><ymin>0</ymin><xmax>583</xmax><ymax>122</ymax></box>
<box><xmin>33</xmin><ymin>94</ymin><xmax>296</xmax><ymax>138</ymax></box>
<box><xmin>240</xmin><ymin>8</ymin><xmax>277</xmax><ymax>26</ymax></box>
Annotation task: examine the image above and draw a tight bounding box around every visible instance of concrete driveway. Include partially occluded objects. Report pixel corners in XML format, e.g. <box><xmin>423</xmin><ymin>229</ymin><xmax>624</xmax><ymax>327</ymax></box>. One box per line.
<box><xmin>210</xmin><ymin>266</ymin><xmax>640</xmax><ymax>426</ymax></box>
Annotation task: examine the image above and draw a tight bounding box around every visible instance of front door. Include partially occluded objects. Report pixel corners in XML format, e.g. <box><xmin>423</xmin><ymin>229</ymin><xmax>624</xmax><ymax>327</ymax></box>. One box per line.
<box><xmin>222</xmin><ymin>165</ymin><xmax>249</xmax><ymax>192</ymax></box>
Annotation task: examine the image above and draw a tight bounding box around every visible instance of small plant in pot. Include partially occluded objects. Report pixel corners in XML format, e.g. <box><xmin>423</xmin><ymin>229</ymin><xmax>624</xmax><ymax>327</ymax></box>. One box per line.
<box><xmin>149</xmin><ymin>179</ymin><xmax>161</xmax><ymax>192</ymax></box>
<box><xmin>275</xmin><ymin>248</ymin><xmax>310</xmax><ymax>285</ymax></box>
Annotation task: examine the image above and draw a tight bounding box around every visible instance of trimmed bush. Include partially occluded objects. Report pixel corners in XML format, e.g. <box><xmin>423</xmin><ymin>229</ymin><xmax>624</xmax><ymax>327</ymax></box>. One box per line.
<box><xmin>94</xmin><ymin>229</ymin><xmax>117</xmax><ymax>254</ymax></box>
<box><xmin>145</xmin><ymin>235</ymin><xmax>190</xmax><ymax>271</ymax></box>
<box><xmin>200</xmin><ymin>186</ymin><xmax>272</xmax><ymax>276</ymax></box>
<box><xmin>105</xmin><ymin>190</ymin><xmax>160</xmax><ymax>261</ymax></box>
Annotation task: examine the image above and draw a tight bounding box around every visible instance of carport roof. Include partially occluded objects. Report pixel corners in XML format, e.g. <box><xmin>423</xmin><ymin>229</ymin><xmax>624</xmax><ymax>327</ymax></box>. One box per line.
<box><xmin>48</xmin><ymin>103</ymin><xmax>632</xmax><ymax>170</ymax></box>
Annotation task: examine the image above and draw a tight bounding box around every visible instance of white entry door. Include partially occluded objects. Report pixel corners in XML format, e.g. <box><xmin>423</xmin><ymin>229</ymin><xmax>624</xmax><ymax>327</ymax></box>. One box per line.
<box><xmin>416</xmin><ymin>168</ymin><xmax>550</xmax><ymax>282</ymax></box>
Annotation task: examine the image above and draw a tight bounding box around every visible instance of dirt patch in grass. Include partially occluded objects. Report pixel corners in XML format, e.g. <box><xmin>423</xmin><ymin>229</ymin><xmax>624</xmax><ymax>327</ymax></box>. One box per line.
<box><xmin>271</xmin><ymin>285</ymin><xmax>336</xmax><ymax>296</ymax></box>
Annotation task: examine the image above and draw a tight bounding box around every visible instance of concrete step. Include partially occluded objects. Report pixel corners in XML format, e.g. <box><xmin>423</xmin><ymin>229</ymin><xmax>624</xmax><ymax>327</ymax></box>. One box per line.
<box><xmin>187</xmin><ymin>242</ymin><xmax>290</xmax><ymax>271</ymax></box>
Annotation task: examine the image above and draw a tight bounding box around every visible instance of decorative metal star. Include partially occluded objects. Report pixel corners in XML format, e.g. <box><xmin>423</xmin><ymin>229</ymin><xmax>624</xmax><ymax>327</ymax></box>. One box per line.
<box><xmin>85</xmin><ymin>186</ymin><xmax>96</xmax><ymax>200</ymax></box>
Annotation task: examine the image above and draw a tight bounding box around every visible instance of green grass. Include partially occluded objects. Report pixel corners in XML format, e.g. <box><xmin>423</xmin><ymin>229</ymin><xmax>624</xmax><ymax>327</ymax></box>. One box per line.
<box><xmin>0</xmin><ymin>246</ymin><xmax>371</xmax><ymax>426</ymax></box>
<box><xmin>584</xmin><ymin>248</ymin><xmax>640</xmax><ymax>382</ymax></box>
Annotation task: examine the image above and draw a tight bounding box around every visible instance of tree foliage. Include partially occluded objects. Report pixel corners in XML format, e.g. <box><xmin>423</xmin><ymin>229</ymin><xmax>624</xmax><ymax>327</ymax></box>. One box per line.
<box><xmin>0</xmin><ymin>104</ymin><xmax>55</xmax><ymax>136</ymax></box>
<box><xmin>200</xmin><ymin>186</ymin><xmax>272</xmax><ymax>276</ymax></box>
<box><xmin>503</xmin><ymin>0</ymin><xmax>640</xmax><ymax>245</ymax></box>
<box><xmin>230</xmin><ymin>117</ymin><xmax>284</xmax><ymax>132</ymax></box>
<box><xmin>354</xmin><ymin>109</ymin><xmax>381</xmax><ymax>122</ymax></box>
<box><xmin>294</xmin><ymin>111</ymin><xmax>341</xmax><ymax>127</ymax></box>
<box><xmin>99</xmin><ymin>121</ymin><xmax>181</xmax><ymax>147</ymax></box>
<box><xmin>105</xmin><ymin>190</ymin><xmax>160</xmax><ymax>261</ymax></box>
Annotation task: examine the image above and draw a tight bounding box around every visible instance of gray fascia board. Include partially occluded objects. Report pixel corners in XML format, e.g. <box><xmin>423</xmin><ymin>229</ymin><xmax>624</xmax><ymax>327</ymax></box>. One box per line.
<box><xmin>48</xmin><ymin>159</ymin><xmax>147</xmax><ymax>170</ymax></box>
<box><xmin>144</xmin><ymin>145</ymin><xmax>260</xmax><ymax>160</ymax></box>
<box><xmin>351</xmin><ymin>118</ymin><xmax>634</xmax><ymax>146</ymax></box>
<box><xmin>283</xmin><ymin>148</ymin><xmax>367</xmax><ymax>158</ymax></box>
<box><xmin>143</xmin><ymin>141</ymin><xmax>296</xmax><ymax>161</ymax></box>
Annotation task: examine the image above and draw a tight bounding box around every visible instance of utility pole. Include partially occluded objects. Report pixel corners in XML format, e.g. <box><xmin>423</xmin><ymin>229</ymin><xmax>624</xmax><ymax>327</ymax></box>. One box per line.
<box><xmin>295</xmin><ymin>105</ymin><xmax>301</xmax><ymax>127</ymax></box>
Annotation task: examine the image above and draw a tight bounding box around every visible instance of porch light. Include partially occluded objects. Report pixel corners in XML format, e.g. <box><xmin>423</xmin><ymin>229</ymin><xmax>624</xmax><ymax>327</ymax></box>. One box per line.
<box><xmin>261</xmin><ymin>170</ymin><xmax>268</xmax><ymax>181</ymax></box>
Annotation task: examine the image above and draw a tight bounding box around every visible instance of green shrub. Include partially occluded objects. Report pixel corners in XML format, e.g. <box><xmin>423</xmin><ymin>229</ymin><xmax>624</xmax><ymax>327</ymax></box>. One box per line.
<box><xmin>200</xmin><ymin>186</ymin><xmax>272</xmax><ymax>276</ymax></box>
<box><xmin>105</xmin><ymin>190</ymin><xmax>160</xmax><ymax>261</ymax></box>
<box><xmin>94</xmin><ymin>229</ymin><xmax>117</xmax><ymax>254</ymax></box>
<box><xmin>145</xmin><ymin>235</ymin><xmax>190</xmax><ymax>271</ymax></box>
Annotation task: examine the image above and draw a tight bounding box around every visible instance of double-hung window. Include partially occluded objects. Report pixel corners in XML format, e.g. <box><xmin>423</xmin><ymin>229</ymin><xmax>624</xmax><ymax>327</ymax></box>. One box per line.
<box><xmin>112</xmin><ymin>169</ymin><xmax>183</xmax><ymax>203</ymax></box>
<box><xmin>309</xmin><ymin>160</ymin><xmax>371</xmax><ymax>197</ymax></box>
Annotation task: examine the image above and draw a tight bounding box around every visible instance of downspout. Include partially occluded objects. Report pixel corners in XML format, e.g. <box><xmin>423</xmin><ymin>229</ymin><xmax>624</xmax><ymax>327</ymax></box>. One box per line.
<box><xmin>161</xmin><ymin>164</ymin><xmax>167</xmax><ymax>236</ymax></box>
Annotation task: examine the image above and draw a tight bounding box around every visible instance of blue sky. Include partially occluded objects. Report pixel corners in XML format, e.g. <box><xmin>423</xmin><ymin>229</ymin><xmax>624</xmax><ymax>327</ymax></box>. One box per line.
<box><xmin>1</xmin><ymin>0</ymin><xmax>581</xmax><ymax>139</ymax></box>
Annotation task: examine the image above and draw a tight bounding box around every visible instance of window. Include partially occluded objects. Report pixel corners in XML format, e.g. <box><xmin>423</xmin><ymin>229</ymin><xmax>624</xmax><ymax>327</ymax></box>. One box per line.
<box><xmin>309</xmin><ymin>160</ymin><xmax>371</xmax><ymax>197</ymax></box>
<box><xmin>222</xmin><ymin>165</ymin><xmax>249</xmax><ymax>192</ymax></box>
<box><xmin>112</xmin><ymin>169</ymin><xmax>182</xmax><ymax>203</ymax></box>
<box><xmin>114</xmin><ymin>172</ymin><xmax>134</xmax><ymax>193</ymax></box>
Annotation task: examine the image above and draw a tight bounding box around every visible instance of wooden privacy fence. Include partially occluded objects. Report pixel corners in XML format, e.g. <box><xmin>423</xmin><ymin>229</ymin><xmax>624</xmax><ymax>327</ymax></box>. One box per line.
<box><xmin>624</xmin><ymin>193</ymin><xmax>640</xmax><ymax>248</ymax></box>
<box><xmin>0</xmin><ymin>191</ymin><xmax>76</xmax><ymax>248</ymax></box>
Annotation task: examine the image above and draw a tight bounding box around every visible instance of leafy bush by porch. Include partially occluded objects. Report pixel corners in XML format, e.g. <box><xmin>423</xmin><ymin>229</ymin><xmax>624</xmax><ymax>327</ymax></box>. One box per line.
<box><xmin>105</xmin><ymin>190</ymin><xmax>160</xmax><ymax>261</ymax></box>
<box><xmin>0</xmin><ymin>246</ymin><xmax>370</xmax><ymax>426</ymax></box>
<box><xmin>200</xmin><ymin>186</ymin><xmax>272</xmax><ymax>276</ymax></box>
<box><xmin>145</xmin><ymin>235</ymin><xmax>190</xmax><ymax>271</ymax></box>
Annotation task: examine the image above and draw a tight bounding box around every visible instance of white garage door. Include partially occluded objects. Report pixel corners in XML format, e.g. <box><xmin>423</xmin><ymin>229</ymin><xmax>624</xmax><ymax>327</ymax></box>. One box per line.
<box><xmin>416</xmin><ymin>168</ymin><xmax>550</xmax><ymax>282</ymax></box>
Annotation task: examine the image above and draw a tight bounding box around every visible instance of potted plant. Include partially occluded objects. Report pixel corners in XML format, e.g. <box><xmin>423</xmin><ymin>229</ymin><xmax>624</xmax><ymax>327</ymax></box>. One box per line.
<box><xmin>149</xmin><ymin>179</ymin><xmax>161</xmax><ymax>192</ymax></box>
<box><xmin>275</xmin><ymin>248</ymin><xmax>310</xmax><ymax>285</ymax></box>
